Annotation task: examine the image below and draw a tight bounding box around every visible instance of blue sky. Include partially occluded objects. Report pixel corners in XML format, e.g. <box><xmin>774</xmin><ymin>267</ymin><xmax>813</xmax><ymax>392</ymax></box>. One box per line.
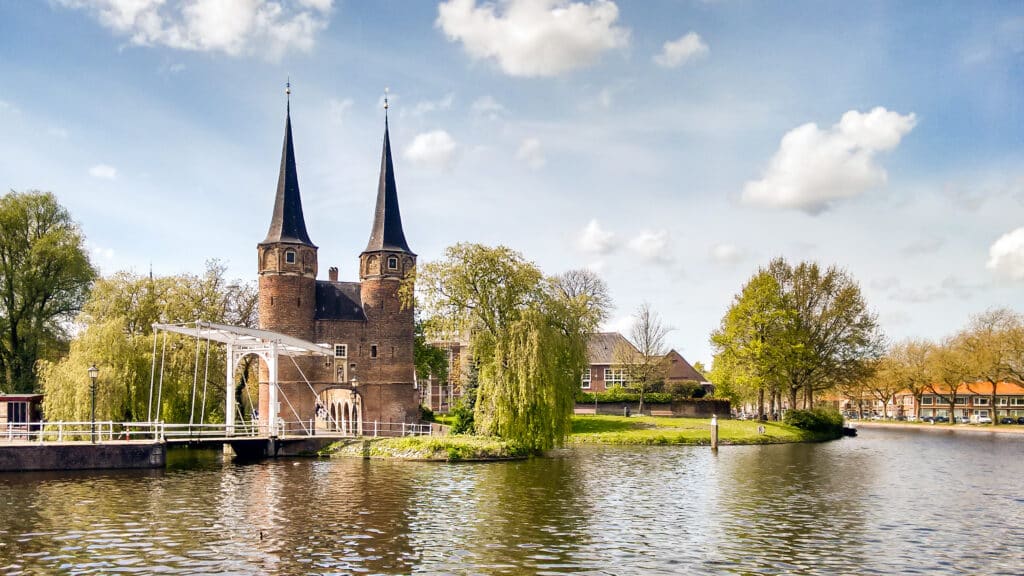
<box><xmin>2</xmin><ymin>0</ymin><xmax>1022</xmax><ymax>364</ymax></box>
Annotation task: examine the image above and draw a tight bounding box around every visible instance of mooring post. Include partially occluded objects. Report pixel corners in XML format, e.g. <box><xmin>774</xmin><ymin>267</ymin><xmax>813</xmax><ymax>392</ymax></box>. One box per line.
<box><xmin>710</xmin><ymin>414</ymin><xmax>719</xmax><ymax>451</ymax></box>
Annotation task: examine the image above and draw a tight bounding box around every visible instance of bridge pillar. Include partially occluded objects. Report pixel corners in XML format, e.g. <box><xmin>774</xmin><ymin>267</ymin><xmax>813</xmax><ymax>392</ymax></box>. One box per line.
<box><xmin>268</xmin><ymin>342</ymin><xmax>279</xmax><ymax>438</ymax></box>
<box><xmin>225</xmin><ymin>344</ymin><xmax>235</xmax><ymax>436</ymax></box>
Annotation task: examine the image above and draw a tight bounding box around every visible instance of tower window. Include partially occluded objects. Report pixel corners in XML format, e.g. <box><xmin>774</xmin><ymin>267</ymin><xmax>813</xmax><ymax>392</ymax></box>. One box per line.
<box><xmin>285</xmin><ymin>250</ymin><xmax>296</xmax><ymax>264</ymax></box>
<box><xmin>334</xmin><ymin>344</ymin><xmax>347</xmax><ymax>358</ymax></box>
<box><xmin>370</xmin><ymin>345</ymin><xmax>378</xmax><ymax>358</ymax></box>
<box><xmin>387</xmin><ymin>256</ymin><xmax>398</xmax><ymax>270</ymax></box>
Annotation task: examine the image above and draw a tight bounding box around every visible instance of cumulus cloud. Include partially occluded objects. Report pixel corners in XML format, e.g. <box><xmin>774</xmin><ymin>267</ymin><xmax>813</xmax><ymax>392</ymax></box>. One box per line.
<box><xmin>89</xmin><ymin>164</ymin><xmax>118</xmax><ymax>179</ymax></box>
<box><xmin>436</xmin><ymin>0</ymin><xmax>629</xmax><ymax>77</ymax></box>
<box><xmin>408</xmin><ymin>93</ymin><xmax>455</xmax><ymax>117</ymax></box>
<box><xmin>404</xmin><ymin>130</ymin><xmax>458</xmax><ymax>169</ymax></box>
<box><xmin>986</xmin><ymin>227</ymin><xmax>1024</xmax><ymax>280</ymax></box>
<box><xmin>471</xmin><ymin>95</ymin><xmax>507</xmax><ymax>118</ymax></box>
<box><xmin>577</xmin><ymin>219</ymin><xmax>618</xmax><ymax>254</ymax></box>
<box><xmin>653</xmin><ymin>32</ymin><xmax>708</xmax><ymax>68</ymax></box>
<box><xmin>709</xmin><ymin>243</ymin><xmax>743</xmax><ymax>265</ymax></box>
<box><xmin>516</xmin><ymin>138</ymin><xmax>546</xmax><ymax>169</ymax></box>
<box><xmin>58</xmin><ymin>0</ymin><xmax>333</xmax><ymax>59</ymax></box>
<box><xmin>327</xmin><ymin>97</ymin><xmax>353</xmax><ymax>124</ymax></box>
<box><xmin>742</xmin><ymin>107</ymin><xmax>917</xmax><ymax>214</ymax></box>
<box><xmin>629</xmin><ymin>229</ymin><xmax>671</xmax><ymax>262</ymax></box>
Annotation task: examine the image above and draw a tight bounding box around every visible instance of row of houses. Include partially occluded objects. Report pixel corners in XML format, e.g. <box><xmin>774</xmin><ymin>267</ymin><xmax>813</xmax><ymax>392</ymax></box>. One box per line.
<box><xmin>839</xmin><ymin>381</ymin><xmax>1024</xmax><ymax>421</ymax></box>
<box><xmin>422</xmin><ymin>332</ymin><xmax>712</xmax><ymax>412</ymax></box>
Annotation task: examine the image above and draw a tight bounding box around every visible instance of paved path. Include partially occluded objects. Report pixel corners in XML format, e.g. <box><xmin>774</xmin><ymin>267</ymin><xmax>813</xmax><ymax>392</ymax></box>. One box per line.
<box><xmin>854</xmin><ymin>421</ymin><xmax>1024</xmax><ymax>436</ymax></box>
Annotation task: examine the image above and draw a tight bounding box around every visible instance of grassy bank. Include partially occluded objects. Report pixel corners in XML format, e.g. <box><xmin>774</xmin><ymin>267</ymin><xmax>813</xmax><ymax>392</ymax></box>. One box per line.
<box><xmin>570</xmin><ymin>415</ymin><xmax>839</xmax><ymax>445</ymax></box>
<box><xmin>321</xmin><ymin>435</ymin><xmax>531</xmax><ymax>462</ymax></box>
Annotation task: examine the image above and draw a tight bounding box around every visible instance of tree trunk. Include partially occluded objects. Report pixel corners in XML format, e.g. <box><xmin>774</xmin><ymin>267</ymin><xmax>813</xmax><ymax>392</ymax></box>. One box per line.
<box><xmin>769</xmin><ymin>392</ymin><xmax>776</xmax><ymax>421</ymax></box>
<box><xmin>788</xmin><ymin>387</ymin><xmax>798</xmax><ymax>414</ymax></box>
<box><xmin>757</xmin><ymin>387</ymin><xmax>765</xmax><ymax>421</ymax></box>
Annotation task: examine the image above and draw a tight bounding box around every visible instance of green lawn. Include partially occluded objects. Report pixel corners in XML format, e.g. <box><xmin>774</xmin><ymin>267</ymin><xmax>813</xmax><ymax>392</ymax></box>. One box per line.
<box><xmin>322</xmin><ymin>435</ymin><xmax>530</xmax><ymax>461</ymax></box>
<box><xmin>570</xmin><ymin>415</ymin><xmax>836</xmax><ymax>445</ymax></box>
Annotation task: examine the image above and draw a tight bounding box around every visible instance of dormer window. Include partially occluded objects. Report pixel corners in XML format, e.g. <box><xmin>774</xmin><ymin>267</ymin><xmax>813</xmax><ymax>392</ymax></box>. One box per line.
<box><xmin>285</xmin><ymin>250</ymin><xmax>296</xmax><ymax>264</ymax></box>
<box><xmin>387</xmin><ymin>256</ymin><xmax>398</xmax><ymax>270</ymax></box>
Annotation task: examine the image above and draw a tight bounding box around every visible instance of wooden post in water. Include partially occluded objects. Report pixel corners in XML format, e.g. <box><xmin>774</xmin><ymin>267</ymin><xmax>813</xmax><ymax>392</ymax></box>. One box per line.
<box><xmin>710</xmin><ymin>414</ymin><xmax>719</xmax><ymax>452</ymax></box>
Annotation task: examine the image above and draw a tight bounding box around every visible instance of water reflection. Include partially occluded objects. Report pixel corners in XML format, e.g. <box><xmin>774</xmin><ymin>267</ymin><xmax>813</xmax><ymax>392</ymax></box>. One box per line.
<box><xmin>1</xmin><ymin>429</ymin><xmax>1022</xmax><ymax>575</ymax></box>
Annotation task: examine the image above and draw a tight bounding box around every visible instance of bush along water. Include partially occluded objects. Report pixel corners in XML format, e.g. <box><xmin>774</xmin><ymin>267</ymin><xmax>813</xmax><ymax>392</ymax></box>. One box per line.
<box><xmin>783</xmin><ymin>408</ymin><xmax>844</xmax><ymax>438</ymax></box>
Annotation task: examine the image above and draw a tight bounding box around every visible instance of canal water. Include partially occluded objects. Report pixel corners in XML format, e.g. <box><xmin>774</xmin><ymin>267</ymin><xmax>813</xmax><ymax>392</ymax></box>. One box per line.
<box><xmin>1</xmin><ymin>427</ymin><xmax>1022</xmax><ymax>575</ymax></box>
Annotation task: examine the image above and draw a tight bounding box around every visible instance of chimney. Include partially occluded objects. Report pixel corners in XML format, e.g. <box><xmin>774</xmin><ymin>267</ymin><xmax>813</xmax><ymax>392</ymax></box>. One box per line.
<box><xmin>328</xmin><ymin>266</ymin><xmax>338</xmax><ymax>282</ymax></box>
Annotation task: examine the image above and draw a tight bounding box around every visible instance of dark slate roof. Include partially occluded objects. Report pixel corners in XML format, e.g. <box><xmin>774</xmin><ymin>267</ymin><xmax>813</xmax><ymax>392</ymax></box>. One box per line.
<box><xmin>364</xmin><ymin>118</ymin><xmax>413</xmax><ymax>254</ymax></box>
<box><xmin>262</xmin><ymin>106</ymin><xmax>315</xmax><ymax>247</ymax></box>
<box><xmin>314</xmin><ymin>281</ymin><xmax>366</xmax><ymax>321</ymax></box>
<box><xmin>587</xmin><ymin>332</ymin><xmax>637</xmax><ymax>364</ymax></box>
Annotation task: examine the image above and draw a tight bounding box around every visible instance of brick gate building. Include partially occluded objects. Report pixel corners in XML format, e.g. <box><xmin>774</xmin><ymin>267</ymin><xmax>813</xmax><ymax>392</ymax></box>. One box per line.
<box><xmin>256</xmin><ymin>96</ymin><xmax>418</xmax><ymax>433</ymax></box>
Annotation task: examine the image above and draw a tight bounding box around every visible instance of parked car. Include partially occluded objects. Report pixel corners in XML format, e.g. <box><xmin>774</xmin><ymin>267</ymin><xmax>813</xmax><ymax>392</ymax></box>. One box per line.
<box><xmin>972</xmin><ymin>415</ymin><xmax>993</xmax><ymax>424</ymax></box>
<box><xmin>934</xmin><ymin>416</ymin><xmax>949</xmax><ymax>423</ymax></box>
<box><xmin>1018</xmin><ymin>417</ymin><xmax>1024</xmax><ymax>425</ymax></box>
<box><xmin>920</xmin><ymin>416</ymin><xmax>934</xmax><ymax>423</ymax></box>
<box><xmin>1000</xmin><ymin>417</ymin><xmax>1016</xmax><ymax>425</ymax></box>
<box><xmin>956</xmin><ymin>416</ymin><xmax>971</xmax><ymax>424</ymax></box>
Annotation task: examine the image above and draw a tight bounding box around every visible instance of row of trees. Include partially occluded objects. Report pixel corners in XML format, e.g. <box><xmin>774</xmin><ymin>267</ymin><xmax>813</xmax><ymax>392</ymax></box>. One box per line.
<box><xmin>710</xmin><ymin>257</ymin><xmax>885</xmax><ymax>419</ymax></box>
<box><xmin>41</xmin><ymin>262</ymin><xmax>259</xmax><ymax>423</ymax></box>
<box><xmin>412</xmin><ymin>244</ymin><xmax>611</xmax><ymax>451</ymax></box>
<box><xmin>848</xmin><ymin>308</ymin><xmax>1024</xmax><ymax>422</ymax></box>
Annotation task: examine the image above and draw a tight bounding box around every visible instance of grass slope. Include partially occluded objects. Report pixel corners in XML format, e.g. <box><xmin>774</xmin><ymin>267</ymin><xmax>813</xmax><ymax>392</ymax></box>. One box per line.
<box><xmin>322</xmin><ymin>435</ymin><xmax>530</xmax><ymax>462</ymax></box>
<box><xmin>570</xmin><ymin>415</ymin><xmax>837</xmax><ymax>445</ymax></box>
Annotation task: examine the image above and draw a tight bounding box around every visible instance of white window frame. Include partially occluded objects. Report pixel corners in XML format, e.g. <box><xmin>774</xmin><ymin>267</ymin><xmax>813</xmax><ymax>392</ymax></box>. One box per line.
<box><xmin>334</xmin><ymin>344</ymin><xmax>347</xmax><ymax>359</ymax></box>
<box><xmin>604</xmin><ymin>368</ymin><xmax>628</xmax><ymax>386</ymax></box>
<box><xmin>387</xmin><ymin>256</ymin><xmax>399</xmax><ymax>270</ymax></box>
<box><xmin>921</xmin><ymin>396</ymin><xmax>934</xmax><ymax>405</ymax></box>
<box><xmin>998</xmin><ymin>397</ymin><xmax>1008</xmax><ymax>406</ymax></box>
<box><xmin>285</xmin><ymin>250</ymin><xmax>296</xmax><ymax>264</ymax></box>
<box><xmin>974</xmin><ymin>397</ymin><xmax>989</xmax><ymax>406</ymax></box>
<box><xmin>581</xmin><ymin>368</ymin><xmax>591</xmax><ymax>389</ymax></box>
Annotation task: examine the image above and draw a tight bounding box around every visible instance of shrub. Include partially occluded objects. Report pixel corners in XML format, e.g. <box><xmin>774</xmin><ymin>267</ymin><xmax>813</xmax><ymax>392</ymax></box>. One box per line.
<box><xmin>419</xmin><ymin>404</ymin><xmax>435</xmax><ymax>423</ymax></box>
<box><xmin>450</xmin><ymin>402</ymin><xmax>475</xmax><ymax>435</ymax></box>
<box><xmin>783</xmin><ymin>408</ymin><xmax>843</xmax><ymax>435</ymax></box>
<box><xmin>665</xmin><ymin>380</ymin><xmax>703</xmax><ymax>398</ymax></box>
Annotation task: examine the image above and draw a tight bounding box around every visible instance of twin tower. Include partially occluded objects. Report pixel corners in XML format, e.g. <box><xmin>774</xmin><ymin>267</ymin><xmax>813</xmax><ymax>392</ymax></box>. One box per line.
<box><xmin>255</xmin><ymin>95</ymin><xmax>418</xmax><ymax>429</ymax></box>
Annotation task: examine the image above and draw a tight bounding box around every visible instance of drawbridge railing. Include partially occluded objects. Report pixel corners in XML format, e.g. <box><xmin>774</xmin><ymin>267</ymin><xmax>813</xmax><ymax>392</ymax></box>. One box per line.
<box><xmin>2</xmin><ymin>420</ymin><xmax>441</xmax><ymax>444</ymax></box>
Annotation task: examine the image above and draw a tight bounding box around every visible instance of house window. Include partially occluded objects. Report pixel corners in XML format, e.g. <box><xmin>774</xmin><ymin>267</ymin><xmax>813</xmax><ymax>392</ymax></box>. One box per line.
<box><xmin>581</xmin><ymin>368</ymin><xmax>591</xmax><ymax>389</ymax></box>
<box><xmin>6</xmin><ymin>402</ymin><xmax>26</xmax><ymax>423</ymax></box>
<box><xmin>975</xmin><ymin>409</ymin><xmax>990</xmax><ymax>418</ymax></box>
<box><xmin>285</xmin><ymin>250</ymin><xmax>296</xmax><ymax>264</ymax></box>
<box><xmin>955</xmin><ymin>397</ymin><xmax>967</xmax><ymax>405</ymax></box>
<box><xmin>334</xmin><ymin>344</ymin><xmax>347</xmax><ymax>359</ymax></box>
<box><xmin>387</xmin><ymin>256</ymin><xmax>399</xmax><ymax>270</ymax></box>
<box><xmin>974</xmin><ymin>397</ymin><xmax>989</xmax><ymax>406</ymax></box>
<box><xmin>998</xmin><ymin>397</ymin><xmax>1008</xmax><ymax>406</ymax></box>
<box><xmin>921</xmin><ymin>396</ymin><xmax>933</xmax><ymax>405</ymax></box>
<box><xmin>370</xmin><ymin>345</ymin><xmax>378</xmax><ymax>358</ymax></box>
<box><xmin>1011</xmin><ymin>397</ymin><xmax>1024</xmax><ymax>406</ymax></box>
<box><xmin>604</xmin><ymin>368</ymin><xmax>628</xmax><ymax>386</ymax></box>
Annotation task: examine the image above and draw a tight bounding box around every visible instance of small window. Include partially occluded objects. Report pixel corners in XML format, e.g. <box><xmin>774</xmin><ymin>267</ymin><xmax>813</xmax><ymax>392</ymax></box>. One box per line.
<box><xmin>285</xmin><ymin>250</ymin><xmax>296</xmax><ymax>264</ymax></box>
<box><xmin>921</xmin><ymin>396</ymin><xmax>933</xmax><ymax>405</ymax></box>
<box><xmin>387</xmin><ymin>256</ymin><xmax>398</xmax><ymax>270</ymax></box>
<box><xmin>334</xmin><ymin>344</ymin><xmax>347</xmax><ymax>358</ymax></box>
<box><xmin>370</xmin><ymin>345</ymin><xmax>378</xmax><ymax>358</ymax></box>
<box><xmin>975</xmin><ymin>397</ymin><xmax>989</xmax><ymax>406</ymax></box>
<box><xmin>581</xmin><ymin>368</ymin><xmax>591</xmax><ymax>389</ymax></box>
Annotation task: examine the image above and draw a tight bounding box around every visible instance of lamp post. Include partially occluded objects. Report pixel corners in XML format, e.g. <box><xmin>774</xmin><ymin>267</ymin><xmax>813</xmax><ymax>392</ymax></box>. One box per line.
<box><xmin>88</xmin><ymin>364</ymin><xmax>99</xmax><ymax>443</ymax></box>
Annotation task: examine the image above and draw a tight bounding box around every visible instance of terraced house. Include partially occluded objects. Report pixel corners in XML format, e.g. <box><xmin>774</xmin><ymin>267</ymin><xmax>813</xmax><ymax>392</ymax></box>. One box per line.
<box><xmin>893</xmin><ymin>382</ymin><xmax>1024</xmax><ymax>421</ymax></box>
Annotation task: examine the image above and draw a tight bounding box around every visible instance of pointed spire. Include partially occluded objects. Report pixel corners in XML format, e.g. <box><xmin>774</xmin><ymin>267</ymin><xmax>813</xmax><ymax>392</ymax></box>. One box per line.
<box><xmin>364</xmin><ymin>91</ymin><xmax>412</xmax><ymax>254</ymax></box>
<box><xmin>262</xmin><ymin>81</ymin><xmax>314</xmax><ymax>247</ymax></box>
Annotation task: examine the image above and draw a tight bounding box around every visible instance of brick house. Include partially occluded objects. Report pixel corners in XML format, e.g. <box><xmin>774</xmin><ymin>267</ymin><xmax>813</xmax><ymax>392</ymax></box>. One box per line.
<box><xmin>255</xmin><ymin>96</ymin><xmax>419</xmax><ymax>433</ymax></box>
<box><xmin>581</xmin><ymin>332</ymin><xmax>711</xmax><ymax>394</ymax></box>
<box><xmin>893</xmin><ymin>382</ymin><xmax>1024</xmax><ymax>421</ymax></box>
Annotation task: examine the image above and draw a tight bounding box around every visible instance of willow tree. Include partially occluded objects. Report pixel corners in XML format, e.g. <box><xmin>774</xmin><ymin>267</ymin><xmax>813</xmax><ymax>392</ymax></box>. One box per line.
<box><xmin>414</xmin><ymin>243</ymin><xmax>609</xmax><ymax>451</ymax></box>
<box><xmin>40</xmin><ymin>262</ymin><xmax>258</xmax><ymax>423</ymax></box>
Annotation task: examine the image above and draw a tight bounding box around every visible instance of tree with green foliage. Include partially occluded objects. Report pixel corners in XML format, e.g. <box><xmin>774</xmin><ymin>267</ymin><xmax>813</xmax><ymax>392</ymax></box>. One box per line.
<box><xmin>40</xmin><ymin>261</ymin><xmax>257</xmax><ymax>423</ymax></box>
<box><xmin>414</xmin><ymin>243</ymin><xmax>609</xmax><ymax>450</ymax></box>
<box><xmin>711</xmin><ymin>258</ymin><xmax>884</xmax><ymax>415</ymax></box>
<box><xmin>925</xmin><ymin>336</ymin><xmax>971</xmax><ymax>422</ymax></box>
<box><xmin>883</xmin><ymin>338</ymin><xmax>934</xmax><ymax>419</ymax></box>
<box><xmin>959</xmin><ymin>308</ymin><xmax>1024</xmax><ymax>424</ymax></box>
<box><xmin>0</xmin><ymin>190</ymin><xmax>96</xmax><ymax>392</ymax></box>
<box><xmin>614</xmin><ymin>302</ymin><xmax>670</xmax><ymax>414</ymax></box>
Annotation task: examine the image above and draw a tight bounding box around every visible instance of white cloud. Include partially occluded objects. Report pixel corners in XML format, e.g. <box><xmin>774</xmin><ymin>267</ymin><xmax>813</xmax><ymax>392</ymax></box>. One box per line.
<box><xmin>89</xmin><ymin>164</ymin><xmax>118</xmax><ymax>179</ymax></box>
<box><xmin>516</xmin><ymin>138</ymin><xmax>546</xmax><ymax>169</ymax></box>
<box><xmin>742</xmin><ymin>107</ymin><xmax>917</xmax><ymax>214</ymax></box>
<box><xmin>408</xmin><ymin>93</ymin><xmax>455</xmax><ymax>117</ymax></box>
<box><xmin>629</xmin><ymin>229</ymin><xmax>672</xmax><ymax>262</ymax></box>
<box><xmin>436</xmin><ymin>0</ymin><xmax>629</xmax><ymax>77</ymax></box>
<box><xmin>986</xmin><ymin>227</ymin><xmax>1024</xmax><ymax>280</ymax></box>
<box><xmin>653</xmin><ymin>32</ymin><xmax>708</xmax><ymax>68</ymax></box>
<box><xmin>327</xmin><ymin>97</ymin><xmax>353</xmax><ymax>124</ymax></box>
<box><xmin>404</xmin><ymin>130</ymin><xmax>458</xmax><ymax>169</ymax></box>
<box><xmin>577</xmin><ymin>219</ymin><xmax>618</xmax><ymax>254</ymax></box>
<box><xmin>471</xmin><ymin>95</ymin><xmax>507</xmax><ymax>118</ymax></box>
<box><xmin>600</xmin><ymin>314</ymin><xmax>633</xmax><ymax>336</ymax></box>
<box><xmin>709</xmin><ymin>243</ymin><xmax>743</xmax><ymax>265</ymax></box>
<box><xmin>58</xmin><ymin>0</ymin><xmax>333</xmax><ymax>59</ymax></box>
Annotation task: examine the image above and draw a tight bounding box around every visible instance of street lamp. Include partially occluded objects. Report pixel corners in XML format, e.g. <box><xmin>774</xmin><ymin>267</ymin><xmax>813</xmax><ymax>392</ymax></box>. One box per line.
<box><xmin>88</xmin><ymin>364</ymin><xmax>99</xmax><ymax>443</ymax></box>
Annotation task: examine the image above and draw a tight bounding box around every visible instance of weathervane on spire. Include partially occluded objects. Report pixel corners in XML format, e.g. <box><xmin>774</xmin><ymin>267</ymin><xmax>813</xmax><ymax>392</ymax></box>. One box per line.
<box><xmin>383</xmin><ymin>87</ymin><xmax>389</xmax><ymax>118</ymax></box>
<box><xmin>286</xmin><ymin>76</ymin><xmax>291</xmax><ymax>112</ymax></box>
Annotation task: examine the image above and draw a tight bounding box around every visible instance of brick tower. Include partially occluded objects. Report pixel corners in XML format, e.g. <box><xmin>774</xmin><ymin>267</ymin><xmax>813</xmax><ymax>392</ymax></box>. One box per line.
<box><xmin>256</xmin><ymin>90</ymin><xmax>317</xmax><ymax>427</ymax></box>
<box><xmin>358</xmin><ymin>110</ymin><xmax>417</xmax><ymax>393</ymax></box>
